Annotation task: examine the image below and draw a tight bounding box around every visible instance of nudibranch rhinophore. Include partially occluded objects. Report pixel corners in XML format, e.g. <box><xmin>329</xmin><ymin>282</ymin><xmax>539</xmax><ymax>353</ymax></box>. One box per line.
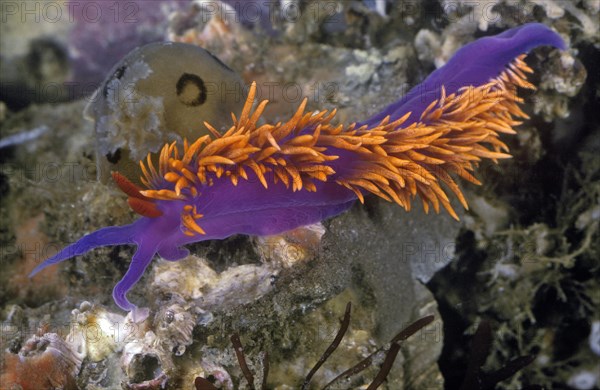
<box><xmin>31</xmin><ymin>24</ymin><xmax>565</xmax><ymax>313</ymax></box>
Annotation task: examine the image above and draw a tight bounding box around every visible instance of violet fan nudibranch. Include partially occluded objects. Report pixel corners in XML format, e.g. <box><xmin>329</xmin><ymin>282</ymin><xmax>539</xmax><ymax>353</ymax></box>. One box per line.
<box><xmin>29</xmin><ymin>23</ymin><xmax>566</xmax><ymax>314</ymax></box>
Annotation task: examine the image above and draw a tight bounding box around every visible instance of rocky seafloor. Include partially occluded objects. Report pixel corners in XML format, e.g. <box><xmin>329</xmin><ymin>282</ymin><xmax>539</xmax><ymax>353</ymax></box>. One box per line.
<box><xmin>1</xmin><ymin>1</ymin><xmax>599</xmax><ymax>389</ymax></box>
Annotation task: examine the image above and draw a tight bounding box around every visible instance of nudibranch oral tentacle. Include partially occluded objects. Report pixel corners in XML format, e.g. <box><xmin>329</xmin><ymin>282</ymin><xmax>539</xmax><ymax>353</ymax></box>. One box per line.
<box><xmin>30</xmin><ymin>23</ymin><xmax>565</xmax><ymax>312</ymax></box>
<box><xmin>29</xmin><ymin>225</ymin><xmax>137</xmax><ymax>275</ymax></box>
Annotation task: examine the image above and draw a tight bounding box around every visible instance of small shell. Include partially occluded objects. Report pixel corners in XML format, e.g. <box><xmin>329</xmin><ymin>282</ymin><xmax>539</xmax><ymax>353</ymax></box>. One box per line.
<box><xmin>255</xmin><ymin>223</ymin><xmax>326</xmax><ymax>267</ymax></box>
<box><xmin>67</xmin><ymin>301</ymin><xmax>128</xmax><ymax>362</ymax></box>
<box><xmin>197</xmin><ymin>360</ymin><xmax>234</xmax><ymax>390</ymax></box>
<box><xmin>153</xmin><ymin>302</ymin><xmax>195</xmax><ymax>357</ymax></box>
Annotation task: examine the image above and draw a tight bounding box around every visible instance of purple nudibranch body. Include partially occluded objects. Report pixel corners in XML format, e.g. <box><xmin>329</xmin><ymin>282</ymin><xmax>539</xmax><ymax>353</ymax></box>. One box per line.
<box><xmin>30</xmin><ymin>23</ymin><xmax>565</xmax><ymax>313</ymax></box>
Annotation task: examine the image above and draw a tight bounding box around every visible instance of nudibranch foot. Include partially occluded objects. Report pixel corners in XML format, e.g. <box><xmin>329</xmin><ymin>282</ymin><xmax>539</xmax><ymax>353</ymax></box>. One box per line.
<box><xmin>157</xmin><ymin>246</ymin><xmax>191</xmax><ymax>262</ymax></box>
<box><xmin>29</xmin><ymin>23</ymin><xmax>566</xmax><ymax>312</ymax></box>
<box><xmin>112</xmin><ymin>242</ymin><xmax>158</xmax><ymax>312</ymax></box>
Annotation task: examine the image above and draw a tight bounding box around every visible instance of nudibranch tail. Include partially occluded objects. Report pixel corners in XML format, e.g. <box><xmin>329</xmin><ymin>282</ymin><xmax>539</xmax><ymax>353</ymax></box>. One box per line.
<box><xmin>365</xmin><ymin>22</ymin><xmax>566</xmax><ymax>126</ymax></box>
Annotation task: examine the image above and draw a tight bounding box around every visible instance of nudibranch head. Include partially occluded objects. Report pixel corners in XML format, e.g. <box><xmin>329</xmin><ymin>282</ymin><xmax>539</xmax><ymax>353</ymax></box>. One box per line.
<box><xmin>31</xmin><ymin>23</ymin><xmax>565</xmax><ymax>313</ymax></box>
<box><xmin>85</xmin><ymin>42</ymin><xmax>247</xmax><ymax>182</ymax></box>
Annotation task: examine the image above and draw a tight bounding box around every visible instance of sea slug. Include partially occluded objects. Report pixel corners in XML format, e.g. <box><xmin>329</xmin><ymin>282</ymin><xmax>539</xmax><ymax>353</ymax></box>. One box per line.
<box><xmin>30</xmin><ymin>23</ymin><xmax>566</xmax><ymax>314</ymax></box>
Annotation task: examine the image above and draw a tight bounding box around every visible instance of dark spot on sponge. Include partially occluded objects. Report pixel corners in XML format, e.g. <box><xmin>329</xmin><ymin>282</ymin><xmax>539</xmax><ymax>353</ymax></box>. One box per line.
<box><xmin>113</xmin><ymin>65</ymin><xmax>126</xmax><ymax>80</ymax></box>
<box><xmin>102</xmin><ymin>65</ymin><xmax>127</xmax><ymax>98</ymax></box>
<box><xmin>176</xmin><ymin>73</ymin><xmax>207</xmax><ymax>107</ymax></box>
<box><xmin>106</xmin><ymin>148</ymin><xmax>122</xmax><ymax>164</ymax></box>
